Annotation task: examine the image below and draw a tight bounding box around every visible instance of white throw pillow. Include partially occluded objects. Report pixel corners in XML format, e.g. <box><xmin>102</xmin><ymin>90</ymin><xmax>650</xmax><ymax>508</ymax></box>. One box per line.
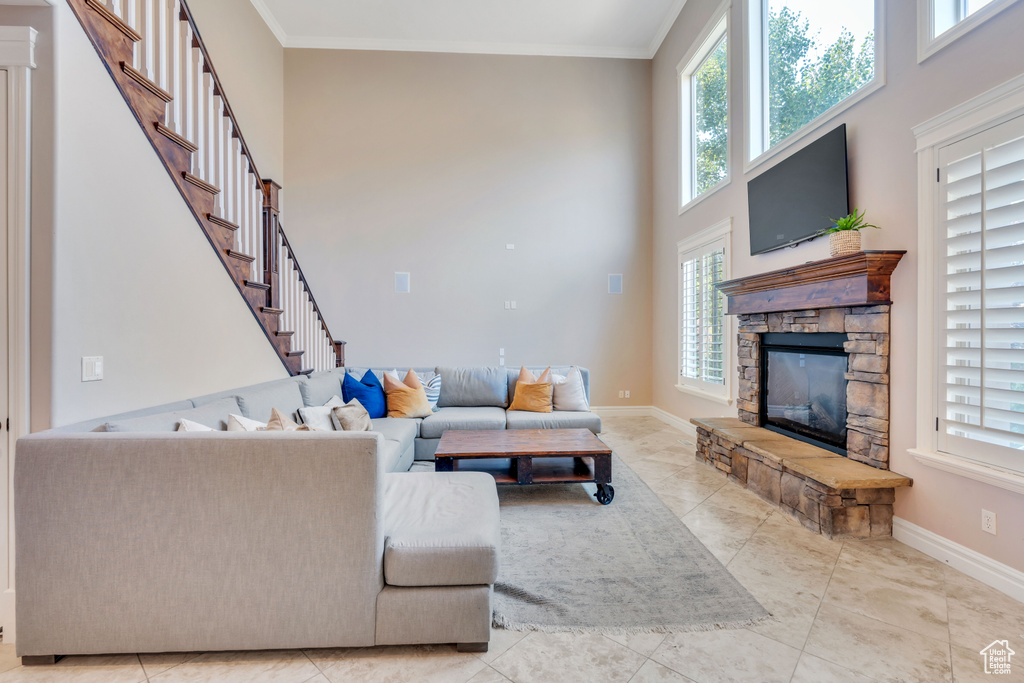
<box><xmin>227</xmin><ymin>413</ymin><xmax>267</xmax><ymax>432</ymax></box>
<box><xmin>297</xmin><ymin>395</ymin><xmax>345</xmax><ymax>431</ymax></box>
<box><xmin>551</xmin><ymin>366</ymin><xmax>589</xmax><ymax>411</ymax></box>
<box><xmin>178</xmin><ymin>418</ymin><xmax>215</xmax><ymax>432</ymax></box>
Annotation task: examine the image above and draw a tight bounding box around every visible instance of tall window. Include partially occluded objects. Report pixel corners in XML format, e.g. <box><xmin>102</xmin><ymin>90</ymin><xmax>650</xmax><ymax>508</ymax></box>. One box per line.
<box><xmin>679</xmin><ymin>5</ymin><xmax>729</xmax><ymax>210</ymax></box>
<box><xmin>918</xmin><ymin>0</ymin><xmax>1020</xmax><ymax>61</ymax></box>
<box><xmin>936</xmin><ymin>114</ymin><xmax>1024</xmax><ymax>474</ymax></box>
<box><xmin>748</xmin><ymin>0</ymin><xmax>881</xmax><ymax>163</ymax></box>
<box><xmin>677</xmin><ymin>219</ymin><xmax>732</xmax><ymax>403</ymax></box>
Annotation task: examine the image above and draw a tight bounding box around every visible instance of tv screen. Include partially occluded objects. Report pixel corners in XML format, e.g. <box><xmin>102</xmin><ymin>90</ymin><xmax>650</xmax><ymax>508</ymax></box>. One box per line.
<box><xmin>747</xmin><ymin>124</ymin><xmax>849</xmax><ymax>256</ymax></box>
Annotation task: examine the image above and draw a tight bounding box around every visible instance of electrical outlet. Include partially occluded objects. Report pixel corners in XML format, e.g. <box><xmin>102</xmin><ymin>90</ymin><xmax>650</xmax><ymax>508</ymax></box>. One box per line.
<box><xmin>499</xmin><ymin>348</ymin><xmax>505</xmax><ymax>356</ymax></box>
<box><xmin>510</xmin><ymin>301</ymin><xmax>517</xmax><ymax>310</ymax></box>
<box><xmin>982</xmin><ymin>509</ymin><xmax>997</xmax><ymax>535</ymax></box>
<box><xmin>618</xmin><ymin>390</ymin><xmax>625</xmax><ymax>399</ymax></box>
<box><xmin>624</xmin><ymin>390</ymin><xmax>630</xmax><ymax>399</ymax></box>
<box><xmin>504</xmin><ymin>301</ymin><xmax>511</xmax><ymax>310</ymax></box>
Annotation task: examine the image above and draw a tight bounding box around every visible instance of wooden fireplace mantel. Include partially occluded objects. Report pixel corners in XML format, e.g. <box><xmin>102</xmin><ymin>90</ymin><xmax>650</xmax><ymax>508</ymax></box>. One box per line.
<box><xmin>717</xmin><ymin>250</ymin><xmax>906</xmax><ymax>316</ymax></box>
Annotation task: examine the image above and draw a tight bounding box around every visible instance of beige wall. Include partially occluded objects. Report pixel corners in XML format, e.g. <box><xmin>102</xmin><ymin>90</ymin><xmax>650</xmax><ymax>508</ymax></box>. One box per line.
<box><xmin>283</xmin><ymin>50</ymin><xmax>653</xmax><ymax>406</ymax></box>
<box><xmin>49</xmin><ymin>2</ymin><xmax>287</xmax><ymax>427</ymax></box>
<box><xmin>188</xmin><ymin>0</ymin><xmax>285</xmax><ymax>185</ymax></box>
<box><xmin>652</xmin><ymin>1</ymin><xmax>1024</xmax><ymax>569</ymax></box>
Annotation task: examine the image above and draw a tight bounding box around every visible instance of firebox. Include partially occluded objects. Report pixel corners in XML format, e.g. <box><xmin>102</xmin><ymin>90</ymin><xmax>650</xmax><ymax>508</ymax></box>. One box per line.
<box><xmin>759</xmin><ymin>333</ymin><xmax>848</xmax><ymax>454</ymax></box>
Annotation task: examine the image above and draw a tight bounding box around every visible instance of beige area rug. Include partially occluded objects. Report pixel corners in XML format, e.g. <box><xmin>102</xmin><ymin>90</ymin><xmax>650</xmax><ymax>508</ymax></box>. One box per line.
<box><xmin>491</xmin><ymin>455</ymin><xmax>770</xmax><ymax>634</ymax></box>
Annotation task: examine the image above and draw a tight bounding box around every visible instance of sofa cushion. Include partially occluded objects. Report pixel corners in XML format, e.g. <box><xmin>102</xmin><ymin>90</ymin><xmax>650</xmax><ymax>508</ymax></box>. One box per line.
<box><xmin>104</xmin><ymin>397</ymin><xmax>241</xmax><ymax>432</ymax></box>
<box><xmin>381</xmin><ymin>439</ymin><xmax>404</xmax><ymax>473</ymax></box>
<box><xmin>235</xmin><ymin>380</ymin><xmax>306</xmax><ymax>422</ymax></box>
<box><xmin>419</xmin><ymin>407</ymin><xmax>507</xmax><ymax>439</ymax></box>
<box><xmin>505</xmin><ymin>410</ymin><xmax>602</xmax><ymax>434</ymax></box>
<box><xmin>343</xmin><ymin>370</ymin><xmax>387</xmax><ymax>419</ymax></box>
<box><xmin>370</xmin><ymin>417</ymin><xmax>420</xmax><ymax>444</ymax></box>
<box><xmin>382</xmin><ymin>472</ymin><xmax>500</xmax><ymax>586</ymax></box>
<box><xmin>436</xmin><ymin>367</ymin><xmax>508</xmax><ymax>408</ymax></box>
<box><xmin>299</xmin><ymin>370</ymin><xmax>344</xmax><ymax>407</ymax></box>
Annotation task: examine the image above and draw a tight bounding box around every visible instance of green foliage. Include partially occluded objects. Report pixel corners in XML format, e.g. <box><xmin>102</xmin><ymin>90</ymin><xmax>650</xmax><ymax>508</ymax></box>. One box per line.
<box><xmin>767</xmin><ymin>7</ymin><xmax>875</xmax><ymax>147</ymax></box>
<box><xmin>694</xmin><ymin>38</ymin><xmax>728</xmax><ymax>195</ymax></box>
<box><xmin>822</xmin><ymin>207</ymin><xmax>880</xmax><ymax>234</ymax></box>
<box><xmin>691</xmin><ymin>5</ymin><xmax>875</xmax><ymax>189</ymax></box>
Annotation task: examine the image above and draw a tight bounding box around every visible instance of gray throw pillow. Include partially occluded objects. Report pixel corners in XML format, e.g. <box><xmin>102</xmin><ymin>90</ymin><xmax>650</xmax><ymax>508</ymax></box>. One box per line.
<box><xmin>331</xmin><ymin>399</ymin><xmax>372</xmax><ymax>431</ymax></box>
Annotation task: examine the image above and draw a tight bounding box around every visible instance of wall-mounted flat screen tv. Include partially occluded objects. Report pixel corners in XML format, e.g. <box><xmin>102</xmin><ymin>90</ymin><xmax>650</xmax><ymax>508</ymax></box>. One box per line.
<box><xmin>747</xmin><ymin>124</ymin><xmax>849</xmax><ymax>256</ymax></box>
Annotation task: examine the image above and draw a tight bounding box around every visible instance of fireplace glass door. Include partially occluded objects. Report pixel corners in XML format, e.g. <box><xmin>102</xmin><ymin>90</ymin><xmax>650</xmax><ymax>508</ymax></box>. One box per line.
<box><xmin>763</xmin><ymin>348</ymin><xmax>848</xmax><ymax>450</ymax></box>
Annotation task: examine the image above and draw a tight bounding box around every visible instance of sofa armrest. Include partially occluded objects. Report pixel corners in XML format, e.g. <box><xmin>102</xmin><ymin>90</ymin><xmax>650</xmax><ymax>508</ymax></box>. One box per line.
<box><xmin>14</xmin><ymin>431</ymin><xmax>386</xmax><ymax>656</ymax></box>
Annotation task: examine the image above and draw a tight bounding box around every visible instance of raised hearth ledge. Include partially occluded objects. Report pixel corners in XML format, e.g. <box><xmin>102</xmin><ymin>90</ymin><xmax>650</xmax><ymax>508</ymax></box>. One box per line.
<box><xmin>717</xmin><ymin>251</ymin><xmax>906</xmax><ymax>315</ymax></box>
<box><xmin>692</xmin><ymin>417</ymin><xmax>911</xmax><ymax>538</ymax></box>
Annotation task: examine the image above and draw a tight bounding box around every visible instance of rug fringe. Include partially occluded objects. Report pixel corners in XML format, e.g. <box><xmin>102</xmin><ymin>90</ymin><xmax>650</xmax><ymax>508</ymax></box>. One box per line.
<box><xmin>491</xmin><ymin>612</ymin><xmax>775</xmax><ymax>636</ymax></box>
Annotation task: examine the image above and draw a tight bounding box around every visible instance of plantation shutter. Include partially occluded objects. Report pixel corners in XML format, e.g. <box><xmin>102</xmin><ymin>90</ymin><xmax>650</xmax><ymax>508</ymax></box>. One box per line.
<box><xmin>937</xmin><ymin>113</ymin><xmax>1024</xmax><ymax>473</ymax></box>
<box><xmin>679</xmin><ymin>241</ymin><xmax>726</xmax><ymax>387</ymax></box>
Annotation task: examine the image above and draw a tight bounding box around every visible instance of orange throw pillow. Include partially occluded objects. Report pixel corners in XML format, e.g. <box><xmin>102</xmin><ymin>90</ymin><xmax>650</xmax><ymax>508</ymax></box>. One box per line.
<box><xmin>383</xmin><ymin>369</ymin><xmax>434</xmax><ymax>419</ymax></box>
<box><xmin>509</xmin><ymin>366</ymin><xmax>553</xmax><ymax>413</ymax></box>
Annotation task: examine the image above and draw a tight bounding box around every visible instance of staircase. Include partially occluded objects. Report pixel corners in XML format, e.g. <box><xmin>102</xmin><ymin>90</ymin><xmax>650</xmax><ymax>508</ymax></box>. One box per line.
<box><xmin>66</xmin><ymin>0</ymin><xmax>344</xmax><ymax>375</ymax></box>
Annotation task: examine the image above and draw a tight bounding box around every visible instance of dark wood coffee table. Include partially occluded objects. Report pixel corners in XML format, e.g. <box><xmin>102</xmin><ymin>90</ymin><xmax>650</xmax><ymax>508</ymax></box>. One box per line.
<box><xmin>434</xmin><ymin>428</ymin><xmax>615</xmax><ymax>504</ymax></box>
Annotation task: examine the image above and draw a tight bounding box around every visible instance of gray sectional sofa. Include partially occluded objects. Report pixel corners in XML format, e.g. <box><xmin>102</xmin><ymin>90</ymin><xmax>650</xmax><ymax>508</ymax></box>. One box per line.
<box><xmin>14</xmin><ymin>365</ymin><xmax>598</xmax><ymax>661</ymax></box>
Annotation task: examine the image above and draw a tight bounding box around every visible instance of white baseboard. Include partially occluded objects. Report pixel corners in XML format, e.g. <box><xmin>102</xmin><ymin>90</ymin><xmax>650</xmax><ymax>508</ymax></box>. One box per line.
<box><xmin>1</xmin><ymin>589</ymin><xmax>15</xmax><ymax>643</ymax></box>
<box><xmin>590</xmin><ymin>405</ymin><xmax>698</xmax><ymax>441</ymax></box>
<box><xmin>893</xmin><ymin>517</ymin><xmax>1024</xmax><ymax>603</ymax></box>
<box><xmin>590</xmin><ymin>406</ymin><xmax>653</xmax><ymax>418</ymax></box>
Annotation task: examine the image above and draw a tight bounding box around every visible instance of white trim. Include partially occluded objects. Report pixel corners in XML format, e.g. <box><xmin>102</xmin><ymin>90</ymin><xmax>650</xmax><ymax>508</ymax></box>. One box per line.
<box><xmin>675</xmin><ymin>383</ymin><xmax>733</xmax><ymax>405</ymax></box>
<box><xmin>917</xmin><ymin>0</ymin><xmax>1022</xmax><ymax>63</ymax></box>
<box><xmin>590</xmin><ymin>406</ymin><xmax>654</xmax><ymax>418</ymax></box>
<box><xmin>648</xmin><ymin>0</ymin><xmax>689</xmax><ymax>59</ymax></box>
<box><xmin>743</xmin><ymin>0</ymin><xmax>886</xmax><ymax>172</ymax></box>
<box><xmin>913</xmin><ymin>74</ymin><xmax>1024</xmax><ymax>484</ymax></box>
<box><xmin>247</xmin><ymin>0</ymin><xmax>287</xmax><ymax>47</ymax></box>
<box><xmin>676</xmin><ymin>217</ymin><xmax>733</xmax><ymax>255</ymax></box>
<box><xmin>651</xmin><ymin>406</ymin><xmax>699</xmax><ymax>439</ymax></box>
<box><xmin>677</xmin><ymin>1</ymin><xmax>730</xmax><ymax>211</ymax></box>
<box><xmin>910</xmin><ymin>448</ymin><xmax>1024</xmax><ymax>496</ymax></box>
<box><xmin>282</xmin><ymin>35</ymin><xmax>652</xmax><ymax>60</ymax></box>
<box><xmin>893</xmin><ymin>517</ymin><xmax>1024</xmax><ymax>604</ymax></box>
<box><xmin>0</xmin><ymin>27</ymin><xmax>34</xmax><ymax>642</ymax></box>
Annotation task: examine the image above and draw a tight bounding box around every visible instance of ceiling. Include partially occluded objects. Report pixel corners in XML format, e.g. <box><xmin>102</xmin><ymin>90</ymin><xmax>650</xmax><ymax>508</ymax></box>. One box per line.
<box><xmin>249</xmin><ymin>0</ymin><xmax>687</xmax><ymax>59</ymax></box>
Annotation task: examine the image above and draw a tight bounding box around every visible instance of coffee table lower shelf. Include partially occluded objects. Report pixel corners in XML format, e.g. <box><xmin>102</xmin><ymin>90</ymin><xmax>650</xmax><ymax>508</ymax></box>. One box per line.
<box><xmin>435</xmin><ymin>455</ymin><xmax>615</xmax><ymax>504</ymax></box>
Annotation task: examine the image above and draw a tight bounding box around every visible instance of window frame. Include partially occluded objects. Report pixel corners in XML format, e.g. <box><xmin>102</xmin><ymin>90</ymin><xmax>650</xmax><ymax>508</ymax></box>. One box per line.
<box><xmin>917</xmin><ymin>0</ymin><xmax>1022</xmax><ymax>63</ymax></box>
<box><xmin>744</xmin><ymin>0</ymin><xmax>886</xmax><ymax>172</ymax></box>
<box><xmin>677</xmin><ymin>0</ymin><xmax>731</xmax><ymax>214</ymax></box>
<box><xmin>676</xmin><ymin>217</ymin><xmax>734</xmax><ymax>405</ymax></box>
<box><xmin>912</xmin><ymin>72</ymin><xmax>1024</xmax><ymax>493</ymax></box>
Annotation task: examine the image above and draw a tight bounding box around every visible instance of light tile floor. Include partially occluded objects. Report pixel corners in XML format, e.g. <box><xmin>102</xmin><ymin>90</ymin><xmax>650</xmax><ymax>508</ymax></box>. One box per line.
<box><xmin>2</xmin><ymin>416</ymin><xmax>1022</xmax><ymax>682</ymax></box>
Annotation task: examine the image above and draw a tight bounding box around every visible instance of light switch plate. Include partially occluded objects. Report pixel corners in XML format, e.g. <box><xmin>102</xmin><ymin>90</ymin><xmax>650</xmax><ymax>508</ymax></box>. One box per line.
<box><xmin>608</xmin><ymin>274</ymin><xmax>623</xmax><ymax>295</ymax></box>
<box><xmin>82</xmin><ymin>356</ymin><xmax>103</xmax><ymax>382</ymax></box>
<box><xmin>395</xmin><ymin>272</ymin><xmax>411</xmax><ymax>293</ymax></box>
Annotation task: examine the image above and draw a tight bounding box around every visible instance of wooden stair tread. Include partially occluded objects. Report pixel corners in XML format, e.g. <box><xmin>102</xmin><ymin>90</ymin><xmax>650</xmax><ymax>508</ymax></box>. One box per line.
<box><xmin>182</xmin><ymin>172</ymin><xmax>220</xmax><ymax>195</ymax></box>
<box><xmin>226</xmin><ymin>249</ymin><xmax>255</xmax><ymax>263</ymax></box>
<box><xmin>84</xmin><ymin>0</ymin><xmax>141</xmax><ymax>42</ymax></box>
<box><xmin>120</xmin><ymin>62</ymin><xmax>172</xmax><ymax>103</ymax></box>
<box><xmin>155</xmin><ymin>122</ymin><xmax>197</xmax><ymax>153</ymax></box>
<box><xmin>207</xmin><ymin>214</ymin><xmax>239</xmax><ymax>231</ymax></box>
<box><xmin>244</xmin><ymin>280</ymin><xmax>270</xmax><ymax>290</ymax></box>
<box><xmin>261</xmin><ymin>307</ymin><xmax>284</xmax><ymax>315</ymax></box>
<box><xmin>286</xmin><ymin>350</ymin><xmax>304</xmax><ymax>357</ymax></box>
<box><xmin>275</xmin><ymin>330</ymin><xmax>294</xmax><ymax>337</ymax></box>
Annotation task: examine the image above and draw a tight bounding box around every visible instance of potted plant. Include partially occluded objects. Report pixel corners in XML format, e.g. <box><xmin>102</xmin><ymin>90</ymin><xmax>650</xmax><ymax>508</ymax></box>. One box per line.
<box><xmin>821</xmin><ymin>208</ymin><xmax>880</xmax><ymax>257</ymax></box>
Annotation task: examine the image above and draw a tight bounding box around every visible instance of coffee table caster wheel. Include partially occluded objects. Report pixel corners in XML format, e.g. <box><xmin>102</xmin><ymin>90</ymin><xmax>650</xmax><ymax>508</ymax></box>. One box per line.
<box><xmin>596</xmin><ymin>484</ymin><xmax>614</xmax><ymax>505</ymax></box>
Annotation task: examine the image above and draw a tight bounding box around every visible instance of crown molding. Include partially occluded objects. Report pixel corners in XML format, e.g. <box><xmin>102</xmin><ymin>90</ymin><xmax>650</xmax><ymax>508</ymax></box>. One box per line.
<box><xmin>248</xmin><ymin>0</ymin><xmax>286</xmax><ymax>46</ymax></box>
<box><xmin>647</xmin><ymin>0</ymin><xmax>688</xmax><ymax>59</ymax></box>
<box><xmin>284</xmin><ymin>35</ymin><xmax>650</xmax><ymax>59</ymax></box>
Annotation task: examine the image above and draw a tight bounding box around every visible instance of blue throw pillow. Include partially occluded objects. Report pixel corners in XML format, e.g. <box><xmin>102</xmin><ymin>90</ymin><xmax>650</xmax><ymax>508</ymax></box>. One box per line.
<box><xmin>343</xmin><ymin>369</ymin><xmax>386</xmax><ymax>419</ymax></box>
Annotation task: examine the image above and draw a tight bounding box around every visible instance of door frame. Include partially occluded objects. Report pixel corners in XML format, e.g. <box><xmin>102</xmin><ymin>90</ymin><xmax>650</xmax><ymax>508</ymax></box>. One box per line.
<box><xmin>0</xmin><ymin>26</ymin><xmax>37</xmax><ymax>643</ymax></box>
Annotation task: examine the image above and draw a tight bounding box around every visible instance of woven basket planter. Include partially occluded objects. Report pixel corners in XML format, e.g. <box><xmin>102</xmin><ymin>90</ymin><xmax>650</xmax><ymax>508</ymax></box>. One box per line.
<box><xmin>829</xmin><ymin>230</ymin><xmax>861</xmax><ymax>257</ymax></box>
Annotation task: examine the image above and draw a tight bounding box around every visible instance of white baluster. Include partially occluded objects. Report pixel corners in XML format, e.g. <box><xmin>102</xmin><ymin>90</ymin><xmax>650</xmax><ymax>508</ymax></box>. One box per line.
<box><xmin>208</xmin><ymin>96</ymin><xmax>221</xmax><ymax>216</ymax></box>
<box><xmin>179</xmin><ymin>22</ymin><xmax>193</xmax><ymax>141</ymax></box>
<box><xmin>190</xmin><ymin>47</ymin><xmax>204</xmax><ymax>175</ymax></box>
<box><xmin>203</xmin><ymin>72</ymin><xmax>216</xmax><ymax>184</ymax></box>
<box><xmin>251</xmin><ymin>177</ymin><xmax>262</xmax><ymax>283</ymax></box>
<box><xmin>126</xmin><ymin>1</ymin><xmax>137</xmax><ymax>51</ymax></box>
<box><xmin>154</xmin><ymin>0</ymin><xmax>168</xmax><ymax>91</ymax></box>
<box><xmin>166</xmin><ymin>0</ymin><xmax>181</xmax><ymax>131</ymax></box>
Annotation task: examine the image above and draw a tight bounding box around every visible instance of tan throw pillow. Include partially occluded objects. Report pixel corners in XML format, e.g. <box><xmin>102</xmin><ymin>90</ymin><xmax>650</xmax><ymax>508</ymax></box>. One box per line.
<box><xmin>382</xmin><ymin>369</ymin><xmax>434</xmax><ymax>419</ymax></box>
<box><xmin>332</xmin><ymin>399</ymin><xmax>373</xmax><ymax>431</ymax></box>
<box><xmin>265</xmin><ymin>407</ymin><xmax>316</xmax><ymax>432</ymax></box>
<box><xmin>509</xmin><ymin>366</ymin><xmax>553</xmax><ymax>413</ymax></box>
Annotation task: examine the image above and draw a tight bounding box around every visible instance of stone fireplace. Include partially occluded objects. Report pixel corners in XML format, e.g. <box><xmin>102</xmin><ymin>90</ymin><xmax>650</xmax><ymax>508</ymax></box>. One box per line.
<box><xmin>691</xmin><ymin>251</ymin><xmax>912</xmax><ymax>538</ymax></box>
